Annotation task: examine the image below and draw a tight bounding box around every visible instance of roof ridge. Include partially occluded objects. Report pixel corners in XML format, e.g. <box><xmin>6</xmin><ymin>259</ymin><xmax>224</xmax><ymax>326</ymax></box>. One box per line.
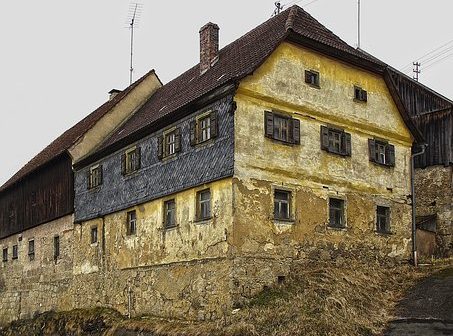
<box><xmin>285</xmin><ymin>5</ymin><xmax>299</xmax><ymax>31</ymax></box>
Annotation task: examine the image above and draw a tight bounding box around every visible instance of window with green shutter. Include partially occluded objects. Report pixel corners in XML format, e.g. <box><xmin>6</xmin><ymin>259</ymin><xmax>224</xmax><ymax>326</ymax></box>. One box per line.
<box><xmin>158</xmin><ymin>128</ymin><xmax>182</xmax><ymax>159</ymax></box>
<box><xmin>264</xmin><ymin>111</ymin><xmax>300</xmax><ymax>145</ymax></box>
<box><xmin>320</xmin><ymin>126</ymin><xmax>351</xmax><ymax>156</ymax></box>
<box><xmin>190</xmin><ymin>111</ymin><xmax>218</xmax><ymax>146</ymax></box>
<box><xmin>368</xmin><ymin>139</ymin><xmax>395</xmax><ymax>167</ymax></box>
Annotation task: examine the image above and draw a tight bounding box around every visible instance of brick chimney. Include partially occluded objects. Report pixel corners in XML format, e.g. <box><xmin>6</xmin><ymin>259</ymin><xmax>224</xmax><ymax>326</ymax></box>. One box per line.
<box><xmin>199</xmin><ymin>22</ymin><xmax>219</xmax><ymax>74</ymax></box>
<box><xmin>108</xmin><ymin>89</ymin><xmax>121</xmax><ymax>101</ymax></box>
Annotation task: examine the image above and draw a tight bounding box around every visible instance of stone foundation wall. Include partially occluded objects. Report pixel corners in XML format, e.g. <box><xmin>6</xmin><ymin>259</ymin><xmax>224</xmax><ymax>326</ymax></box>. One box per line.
<box><xmin>415</xmin><ymin>166</ymin><xmax>453</xmax><ymax>257</ymax></box>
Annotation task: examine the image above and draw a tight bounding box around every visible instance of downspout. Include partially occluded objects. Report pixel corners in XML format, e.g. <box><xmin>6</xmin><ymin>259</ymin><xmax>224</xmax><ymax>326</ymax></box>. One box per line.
<box><xmin>411</xmin><ymin>143</ymin><xmax>427</xmax><ymax>267</ymax></box>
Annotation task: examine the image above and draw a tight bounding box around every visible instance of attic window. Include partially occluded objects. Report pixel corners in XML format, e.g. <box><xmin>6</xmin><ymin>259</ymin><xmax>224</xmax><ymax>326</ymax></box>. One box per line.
<box><xmin>354</xmin><ymin>86</ymin><xmax>367</xmax><ymax>102</ymax></box>
<box><xmin>88</xmin><ymin>164</ymin><xmax>103</xmax><ymax>189</ymax></box>
<box><xmin>305</xmin><ymin>70</ymin><xmax>320</xmax><ymax>87</ymax></box>
<box><xmin>190</xmin><ymin>111</ymin><xmax>218</xmax><ymax>146</ymax></box>
<box><xmin>121</xmin><ymin>147</ymin><xmax>141</xmax><ymax>175</ymax></box>
<box><xmin>158</xmin><ymin>128</ymin><xmax>181</xmax><ymax>159</ymax></box>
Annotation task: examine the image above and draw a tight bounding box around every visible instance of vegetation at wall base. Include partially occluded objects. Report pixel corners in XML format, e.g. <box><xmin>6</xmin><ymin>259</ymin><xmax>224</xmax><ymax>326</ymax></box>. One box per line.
<box><xmin>0</xmin><ymin>259</ymin><xmax>450</xmax><ymax>336</ymax></box>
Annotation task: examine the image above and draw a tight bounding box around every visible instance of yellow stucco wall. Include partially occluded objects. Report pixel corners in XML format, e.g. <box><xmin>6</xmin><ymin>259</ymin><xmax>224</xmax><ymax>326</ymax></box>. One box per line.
<box><xmin>232</xmin><ymin>42</ymin><xmax>413</xmax><ymax>259</ymax></box>
<box><xmin>74</xmin><ymin>178</ymin><xmax>233</xmax><ymax>273</ymax></box>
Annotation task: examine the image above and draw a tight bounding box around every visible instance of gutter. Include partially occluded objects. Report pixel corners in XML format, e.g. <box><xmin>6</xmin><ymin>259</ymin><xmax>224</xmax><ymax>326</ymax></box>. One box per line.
<box><xmin>411</xmin><ymin>143</ymin><xmax>427</xmax><ymax>267</ymax></box>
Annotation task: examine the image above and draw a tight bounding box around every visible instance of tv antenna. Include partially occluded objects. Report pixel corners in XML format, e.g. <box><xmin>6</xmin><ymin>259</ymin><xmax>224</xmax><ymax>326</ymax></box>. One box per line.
<box><xmin>357</xmin><ymin>0</ymin><xmax>361</xmax><ymax>49</ymax></box>
<box><xmin>126</xmin><ymin>3</ymin><xmax>143</xmax><ymax>85</ymax></box>
<box><xmin>272</xmin><ymin>2</ymin><xmax>284</xmax><ymax>16</ymax></box>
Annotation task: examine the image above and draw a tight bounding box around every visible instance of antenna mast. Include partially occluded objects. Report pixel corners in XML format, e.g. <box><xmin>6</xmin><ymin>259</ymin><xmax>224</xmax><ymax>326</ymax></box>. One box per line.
<box><xmin>273</xmin><ymin>2</ymin><xmax>284</xmax><ymax>16</ymax></box>
<box><xmin>127</xmin><ymin>3</ymin><xmax>143</xmax><ymax>85</ymax></box>
<box><xmin>413</xmin><ymin>62</ymin><xmax>421</xmax><ymax>81</ymax></box>
<box><xmin>357</xmin><ymin>0</ymin><xmax>361</xmax><ymax>49</ymax></box>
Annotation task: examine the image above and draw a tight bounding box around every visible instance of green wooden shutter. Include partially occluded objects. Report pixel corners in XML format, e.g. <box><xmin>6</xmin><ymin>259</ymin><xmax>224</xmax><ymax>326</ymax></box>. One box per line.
<box><xmin>210</xmin><ymin>112</ymin><xmax>218</xmax><ymax>138</ymax></box>
<box><xmin>320</xmin><ymin>126</ymin><xmax>329</xmax><ymax>151</ymax></box>
<box><xmin>174</xmin><ymin>128</ymin><xmax>181</xmax><ymax>153</ymax></box>
<box><xmin>158</xmin><ymin>135</ymin><xmax>164</xmax><ymax>159</ymax></box>
<box><xmin>135</xmin><ymin>147</ymin><xmax>141</xmax><ymax>170</ymax></box>
<box><xmin>386</xmin><ymin>144</ymin><xmax>395</xmax><ymax>167</ymax></box>
<box><xmin>368</xmin><ymin>139</ymin><xmax>376</xmax><ymax>162</ymax></box>
<box><xmin>264</xmin><ymin>111</ymin><xmax>274</xmax><ymax>138</ymax></box>
<box><xmin>99</xmin><ymin>165</ymin><xmax>103</xmax><ymax>185</ymax></box>
<box><xmin>190</xmin><ymin>120</ymin><xmax>197</xmax><ymax>146</ymax></box>
<box><xmin>344</xmin><ymin>132</ymin><xmax>351</xmax><ymax>156</ymax></box>
<box><xmin>121</xmin><ymin>153</ymin><xmax>126</xmax><ymax>175</ymax></box>
<box><xmin>291</xmin><ymin>118</ymin><xmax>300</xmax><ymax>145</ymax></box>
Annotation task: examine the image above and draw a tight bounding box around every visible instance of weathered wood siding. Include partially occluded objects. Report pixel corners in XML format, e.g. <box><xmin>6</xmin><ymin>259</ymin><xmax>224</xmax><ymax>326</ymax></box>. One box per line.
<box><xmin>413</xmin><ymin>109</ymin><xmax>453</xmax><ymax>168</ymax></box>
<box><xmin>0</xmin><ymin>154</ymin><xmax>73</xmax><ymax>238</ymax></box>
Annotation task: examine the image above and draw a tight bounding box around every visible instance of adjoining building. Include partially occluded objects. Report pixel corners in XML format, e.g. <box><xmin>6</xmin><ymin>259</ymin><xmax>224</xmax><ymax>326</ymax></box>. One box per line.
<box><xmin>0</xmin><ymin>5</ymin><xmax>451</xmax><ymax>324</ymax></box>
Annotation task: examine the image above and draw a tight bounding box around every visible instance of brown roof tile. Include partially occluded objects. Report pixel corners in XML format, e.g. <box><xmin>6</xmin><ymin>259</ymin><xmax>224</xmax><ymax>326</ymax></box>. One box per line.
<box><xmin>96</xmin><ymin>5</ymin><xmax>383</xmax><ymax>153</ymax></box>
<box><xmin>0</xmin><ymin>70</ymin><xmax>156</xmax><ymax>192</ymax></box>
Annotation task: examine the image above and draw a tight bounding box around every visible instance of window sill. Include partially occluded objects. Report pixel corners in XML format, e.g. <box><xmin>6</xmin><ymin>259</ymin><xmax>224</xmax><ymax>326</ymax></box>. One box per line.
<box><xmin>90</xmin><ymin>242</ymin><xmax>98</xmax><ymax>247</ymax></box>
<box><xmin>265</xmin><ymin>137</ymin><xmax>296</xmax><ymax>146</ymax></box>
<box><xmin>87</xmin><ymin>185</ymin><xmax>102</xmax><ymax>192</ymax></box>
<box><xmin>375</xmin><ymin>230</ymin><xmax>393</xmax><ymax>236</ymax></box>
<box><xmin>322</xmin><ymin>149</ymin><xmax>350</xmax><ymax>157</ymax></box>
<box><xmin>193</xmin><ymin>137</ymin><xmax>216</xmax><ymax>148</ymax></box>
<box><xmin>327</xmin><ymin>226</ymin><xmax>347</xmax><ymax>231</ymax></box>
<box><xmin>161</xmin><ymin>153</ymin><xmax>178</xmax><ymax>162</ymax></box>
<box><xmin>370</xmin><ymin>161</ymin><xmax>394</xmax><ymax>168</ymax></box>
<box><xmin>194</xmin><ymin>217</ymin><xmax>212</xmax><ymax>225</ymax></box>
<box><xmin>122</xmin><ymin>169</ymin><xmax>141</xmax><ymax>179</ymax></box>
<box><xmin>273</xmin><ymin>218</ymin><xmax>295</xmax><ymax>225</ymax></box>
<box><xmin>163</xmin><ymin>224</ymin><xmax>178</xmax><ymax>231</ymax></box>
<box><xmin>353</xmin><ymin>98</ymin><xmax>367</xmax><ymax>104</ymax></box>
<box><xmin>306</xmin><ymin>83</ymin><xmax>320</xmax><ymax>89</ymax></box>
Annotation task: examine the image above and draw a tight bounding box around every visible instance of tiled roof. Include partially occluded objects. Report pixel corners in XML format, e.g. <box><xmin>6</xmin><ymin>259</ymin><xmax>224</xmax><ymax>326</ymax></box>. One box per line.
<box><xmin>96</xmin><ymin>5</ymin><xmax>383</xmax><ymax>152</ymax></box>
<box><xmin>0</xmin><ymin>70</ymin><xmax>156</xmax><ymax>192</ymax></box>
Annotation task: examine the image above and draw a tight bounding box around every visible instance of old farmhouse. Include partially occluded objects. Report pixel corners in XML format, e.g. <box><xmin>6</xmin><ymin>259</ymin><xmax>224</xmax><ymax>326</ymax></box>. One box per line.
<box><xmin>0</xmin><ymin>5</ymin><xmax>451</xmax><ymax>324</ymax></box>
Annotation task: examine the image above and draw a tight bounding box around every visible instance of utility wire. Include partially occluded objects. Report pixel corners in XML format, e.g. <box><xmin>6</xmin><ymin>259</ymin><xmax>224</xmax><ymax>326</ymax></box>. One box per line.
<box><xmin>400</xmin><ymin>39</ymin><xmax>453</xmax><ymax>71</ymax></box>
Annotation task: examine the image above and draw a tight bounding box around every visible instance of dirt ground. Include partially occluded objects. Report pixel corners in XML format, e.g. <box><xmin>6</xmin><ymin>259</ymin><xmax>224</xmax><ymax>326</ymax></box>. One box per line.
<box><xmin>384</xmin><ymin>267</ymin><xmax>453</xmax><ymax>336</ymax></box>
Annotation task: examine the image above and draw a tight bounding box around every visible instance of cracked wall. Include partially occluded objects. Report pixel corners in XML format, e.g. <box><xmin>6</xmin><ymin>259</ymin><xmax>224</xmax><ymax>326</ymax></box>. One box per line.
<box><xmin>230</xmin><ymin>42</ymin><xmax>414</xmax><ymax>301</ymax></box>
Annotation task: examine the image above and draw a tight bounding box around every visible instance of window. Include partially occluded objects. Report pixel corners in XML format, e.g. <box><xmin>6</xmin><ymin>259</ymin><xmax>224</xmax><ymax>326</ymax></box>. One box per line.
<box><xmin>91</xmin><ymin>227</ymin><xmax>98</xmax><ymax>244</ymax></box>
<box><xmin>158</xmin><ymin>128</ymin><xmax>181</xmax><ymax>159</ymax></box>
<box><xmin>376</xmin><ymin>206</ymin><xmax>390</xmax><ymax>233</ymax></box>
<box><xmin>88</xmin><ymin>164</ymin><xmax>103</xmax><ymax>189</ymax></box>
<box><xmin>196</xmin><ymin>189</ymin><xmax>211</xmax><ymax>220</ymax></box>
<box><xmin>2</xmin><ymin>248</ymin><xmax>7</xmax><ymax>262</ymax></box>
<box><xmin>121</xmin><ymin>147</ymin><xmax>141</xmax><ymax>175</ymax></box>
<box><xmin>264</xmin><ymin>111</ymin><xmax>300</xmax><ymax>144</ymax></box>
<box><xmin>28</xmin><ymin>240</ymin><xmax>35</xmax><ymax>261</ymax></box>
<box><xmin>354</xmin><ymin>86</ymin><xmax>367</xmax><ymax>102</ymax></box>
<box><xmin>305</xmin><ymin>70</ymin><xmax>320</xmax><ymax>87</ymax></box>
<box><xmin>368</xmin><ymin>139</ymin><xmax>395</xmax><ymax>167</ymax></box>
<box><xmin>164</xmin><ymin>199</ymin><xmax>176</xmax><ymax>229</ymax></box>
<box><xmin>320</xmin><ymin>126</ymin><xmax>351</xmax><ymax>156</ymax></box>
<box><xmin>12</xmin><ymin>245</ymin><xmax>18</xmax><ymax>260</ymax></box>
<box><xmin>190</xmin><ymin>112</ymin><xmax>218</xmax><ymax>145</ymax></box>
<box><xmin>126</xmin><ymin>210</ymin><xmax>137</xmax><ymax>235</ymax></box>
<box><xmin>329</xmin><ymin>198</ymin><xmax>345</xmax><ymax>228</ymax></box>
<box><xmin>53</xmin><ymin>236</ymin><xmax>60</xmax><ymax>260</ymax></box>
<box><xmin>274</xmin><ymin>190</ymin><xmax>291</xmax><ymax>220</ymax></box>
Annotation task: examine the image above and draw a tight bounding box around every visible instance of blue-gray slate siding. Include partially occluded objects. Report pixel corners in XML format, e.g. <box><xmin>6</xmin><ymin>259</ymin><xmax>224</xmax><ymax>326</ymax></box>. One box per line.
<box><xmin>74</xmin><ymin>95</ymin><xmax>235</xmax><ymax>222</ymax></box>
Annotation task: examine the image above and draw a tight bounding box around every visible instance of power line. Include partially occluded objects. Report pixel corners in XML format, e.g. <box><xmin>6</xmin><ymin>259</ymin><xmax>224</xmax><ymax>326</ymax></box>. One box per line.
<box><xmin>423</xmin><ymin>52</ymin><xmax>453</xmax><ymax>71</ymax></box>
<box><xmin>400</xmin><ymin>39</ymin><xmax>453</xmax><ymax>71</ymax></box>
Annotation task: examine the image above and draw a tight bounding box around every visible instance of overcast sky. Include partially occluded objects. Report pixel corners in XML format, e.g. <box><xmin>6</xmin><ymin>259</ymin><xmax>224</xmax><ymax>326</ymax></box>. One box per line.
<box><xmin>1</xmin><ymin>0</ymin><xmax>452</xmax><ymax>186</ymax></box>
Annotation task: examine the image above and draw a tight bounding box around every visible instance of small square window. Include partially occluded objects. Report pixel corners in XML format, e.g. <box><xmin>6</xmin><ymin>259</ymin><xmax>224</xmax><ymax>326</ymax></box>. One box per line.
<box><xmin>190</xmin><ymin>112</ymin><xmax>218</xmax><ymax>146</ymax></box>
<box><xmin>164</xmin><ymin>199</ymin><xmax>176</xmax><ymax>229</ymax></box>
<box><xmin>88</xmin><ymin>165</ymin><xmax>102</xmax><ymax>189</ymax></box>
<box><xmin>376</xmin><ymin>206</ymin><xmax>390</xmax><ymax>233</ymax></box>
<box><xmin>122</xmin><ymin>147</ymin><xmax>141</xmax><ymax>175</ymax></box>
<box><xmin>2</xmin><ymin>248</ymin><xmax>8</xmax><ymax>262</ymax></box>
<box><xmin>28</xmin><ymin>240</ymin><xmax>35</xmax><ymax>261</ymax></box>
<box><xmin>264</xmin><ymin>111</ymin><xmax>300</xmax><ymax>145</ymax></box>
<box><xmin>53</xmin><ymin>236</ymin><xmax>60</xmax><ymax>260</ymax></box>
<box><xmin>12</xmin><ymin>245</ymin><xmax>18</xmax><ymax>260</ymax></box>
<box><xmin>320</xmin><ymin>126</ymin><xmax>351</xmax><ymax>156</ymax></box>
<box><xmin>329</xmin><ymin>198</ymin><xmax>345</xmax><ymax>228</ymax></box>
<box><xmin>127</xmin><ymin>210</ymin><xmax>137</xmax><ymax>235</ymax></box>
<box><xmin>196</xmin><ymin>189</ymin><xmax>211</xmax><ymax>221</ymax></box>
<box><xmin>305</xmin><ymin>70</ymin><xmax>320</xmax><ymax>87</ymax></box>
<box><xmin>369</xmin><ymin>139</ymin><xmax>395</xmax><ymax>167</ymax></box>
<box><xmin>91</xmin><ymin>227</ymin><xmax>98</xmax><ymax>244</ymax></box>
<box><xmin>354</xmin><ymin>86</ymin><xmax>367</xmax><ymax>102</ymax></box>
<box><xmin>274</xmin><ymin>190</ymin><xmax>291</xmax><ymax>220</ymax></box>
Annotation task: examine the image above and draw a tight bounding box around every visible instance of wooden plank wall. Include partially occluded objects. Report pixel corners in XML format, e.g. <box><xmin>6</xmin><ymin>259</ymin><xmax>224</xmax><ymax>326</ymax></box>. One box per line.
<box><xmin>0</xmin><ymin>154</ymin><xmax>73</xmax><ymax>239</ymax></box>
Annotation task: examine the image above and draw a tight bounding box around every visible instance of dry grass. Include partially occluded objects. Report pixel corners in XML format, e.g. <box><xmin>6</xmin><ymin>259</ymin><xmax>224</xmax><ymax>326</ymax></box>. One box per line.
<box><xmin>1</xmin><ymin>259</ymin><xmax>449</xmax><ymax>336</ymax></box>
